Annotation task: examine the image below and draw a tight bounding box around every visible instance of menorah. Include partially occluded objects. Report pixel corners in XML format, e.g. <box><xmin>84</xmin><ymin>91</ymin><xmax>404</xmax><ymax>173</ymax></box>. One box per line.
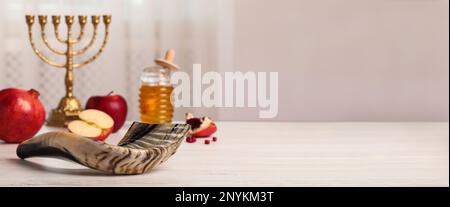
<box><xmin>25</xmin><ymin>15</ymin><xmax>111</xmax><ymax>127</ymax></box>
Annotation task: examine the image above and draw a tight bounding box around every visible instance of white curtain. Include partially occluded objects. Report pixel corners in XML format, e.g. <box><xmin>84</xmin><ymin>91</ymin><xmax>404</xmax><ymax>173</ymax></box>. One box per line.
<box><xmin>0</xmin><ymin>0</ymin><xmax>234</xmax><ymax>121</ymax></box>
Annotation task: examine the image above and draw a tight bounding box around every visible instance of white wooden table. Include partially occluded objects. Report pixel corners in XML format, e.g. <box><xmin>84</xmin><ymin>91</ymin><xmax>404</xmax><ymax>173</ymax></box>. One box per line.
<box><xmin>0</xmin><ymin>122</ymin><xmax>448</xmax><ymax>187</ymax></box>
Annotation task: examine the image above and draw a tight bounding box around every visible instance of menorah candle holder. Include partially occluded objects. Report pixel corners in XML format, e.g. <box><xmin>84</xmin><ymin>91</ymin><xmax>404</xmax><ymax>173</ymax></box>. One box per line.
<box><xmin>25</xmin><ymin>15</ymin><xmax>111</xmax><ymax>127</ymax></box>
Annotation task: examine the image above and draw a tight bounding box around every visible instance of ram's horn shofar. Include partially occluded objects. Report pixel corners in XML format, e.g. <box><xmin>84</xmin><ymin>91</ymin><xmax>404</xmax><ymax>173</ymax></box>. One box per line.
<box><xmin>16</xmin><ymin>122</ymin><xmax>191</xmax><ymax>175</ymax></box>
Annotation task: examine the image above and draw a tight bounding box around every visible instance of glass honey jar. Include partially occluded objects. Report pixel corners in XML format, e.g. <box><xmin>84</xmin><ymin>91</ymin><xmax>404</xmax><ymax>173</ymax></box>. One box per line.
<box><xmin>139</xmin><ymin>49</ymin><xmax>179</xmax><ymax>124</ymax></box>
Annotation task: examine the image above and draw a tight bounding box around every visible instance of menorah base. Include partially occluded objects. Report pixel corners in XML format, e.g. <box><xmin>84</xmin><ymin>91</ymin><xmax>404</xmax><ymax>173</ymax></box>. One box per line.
<box><xmin>47</xmin><ymin>109</ymin><xmax>80</xmax><ymax>127</ymax></box>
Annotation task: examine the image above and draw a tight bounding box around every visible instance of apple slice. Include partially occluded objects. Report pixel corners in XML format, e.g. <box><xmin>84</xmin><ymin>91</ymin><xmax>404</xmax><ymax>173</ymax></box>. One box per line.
<box><xmin>68</xmin><ymin>109</ymin><xmax>114</xmax><ymax>141</ymax></box>
<box><xmin>68</xmin><ymin>120</ymin><xmax>102</xmax><ymax>137</ymax></box>
<box><xmin>79</xmin><ymin>109</ymin><xmax>114</xmax><ymax>129</ymax></box>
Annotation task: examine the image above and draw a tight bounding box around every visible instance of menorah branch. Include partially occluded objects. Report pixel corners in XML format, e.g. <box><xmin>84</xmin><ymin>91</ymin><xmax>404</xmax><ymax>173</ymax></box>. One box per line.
<box><xmin>73</xmin><ymin>25</ymin><xmax>85</xmax><ymax>44</ymax></box>
<box><xmin>73</xmin><ymin>24</ymin><xmax>98</xmax><ymax>55</ymax></box>
<box><xmin>40</xmin><ymin>26</ymin><xmax>66</xmax><ymax>55</ymax></box>
<box><xmin>73</xmin><ymin>24</ymin><xmax>109</xmax><ymax>68</ymax></box>
<box><xmin>72</xmin><ymin>16</ymin><xmax>87</xmax><ymax>44</ymax></box>
<box><xmin>53</xmin><ymin>26</ymin><xmax>67</xmax><ymax>43</ymax></box>
<box><xmin>27</xmin><ymin>25</ymin><xmax>65</xmax><ymax>68</ymax></box>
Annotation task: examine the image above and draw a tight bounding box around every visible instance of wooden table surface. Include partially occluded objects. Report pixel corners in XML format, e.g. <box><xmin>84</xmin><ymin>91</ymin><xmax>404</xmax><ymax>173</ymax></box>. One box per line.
<box><xmin>0</xmin><ymin>122</ymin><xmax>448</xmax><ymax>187</ymax></box>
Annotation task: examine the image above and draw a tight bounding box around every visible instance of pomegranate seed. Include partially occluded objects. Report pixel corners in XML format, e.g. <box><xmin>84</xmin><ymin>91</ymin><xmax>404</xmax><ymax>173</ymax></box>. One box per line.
<box><xmin>212</xmin><ymin>137</ymin><xmax>217</xmax><ymax>142</ymax></box>
<box><xmin>204</xmin><ymin>139</ymin><xmax>210</xmax><ymax>144</ymax></box>
<box><xmin>186</xmin><ymin>137</ymin><xmax>196</xmax><ymax>143</ymax></box>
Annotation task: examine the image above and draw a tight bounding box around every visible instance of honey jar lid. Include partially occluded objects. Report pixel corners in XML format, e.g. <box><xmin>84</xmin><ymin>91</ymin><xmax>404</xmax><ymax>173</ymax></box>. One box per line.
<box><xmin>154</xmin><ymin>49</ymin><xmax>180</xmax><ymax>70</ymax></box>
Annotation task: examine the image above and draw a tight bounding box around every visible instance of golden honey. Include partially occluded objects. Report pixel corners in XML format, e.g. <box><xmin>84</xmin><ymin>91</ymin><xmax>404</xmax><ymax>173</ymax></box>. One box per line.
<box><xmin>139</xmin><ymin>85</ymin><xmax>174</xmax><ymax>124</ymax></box>
<box><xmin>139</xmin><ymin>49</ymin><xmax>179</xmax><ymax>124</ymax></box>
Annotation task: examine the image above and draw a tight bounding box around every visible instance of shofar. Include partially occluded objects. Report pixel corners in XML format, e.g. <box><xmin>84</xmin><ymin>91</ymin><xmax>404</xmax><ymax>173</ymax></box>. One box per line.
<box><xmin>16</xmin><ymin>122</ymin><xmax>190</xmax><ymax>175</ymax></box>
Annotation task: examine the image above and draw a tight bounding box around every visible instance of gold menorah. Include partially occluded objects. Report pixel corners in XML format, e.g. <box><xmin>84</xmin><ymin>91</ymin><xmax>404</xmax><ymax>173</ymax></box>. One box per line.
<box><xmin>25</xmin><ymin>15</ymin><xmax>111</xmax><ymax>127</ymax></box>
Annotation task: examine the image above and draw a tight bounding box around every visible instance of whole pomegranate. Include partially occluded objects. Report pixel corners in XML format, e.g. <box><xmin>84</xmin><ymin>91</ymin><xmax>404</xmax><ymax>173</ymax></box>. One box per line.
<box><xmin>0</xmin><ymin>88</ymin><xmax>46</xmax><ymax>143</ymax></box>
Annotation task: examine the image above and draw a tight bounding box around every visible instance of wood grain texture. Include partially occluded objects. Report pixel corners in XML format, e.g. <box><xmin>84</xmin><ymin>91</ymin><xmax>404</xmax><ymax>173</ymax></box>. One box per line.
<box><xmin>0</xmin><ymin>122</ymin><xmax>448</xmax><ymax>186</ymax></box>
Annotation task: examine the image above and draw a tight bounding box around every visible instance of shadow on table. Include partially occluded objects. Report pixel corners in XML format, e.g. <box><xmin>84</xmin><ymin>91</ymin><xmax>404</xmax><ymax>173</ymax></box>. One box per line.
<box><xmin>6</xmin><ymin>158</ymin><xmax>128</xmax><ymax>177</ymax></box>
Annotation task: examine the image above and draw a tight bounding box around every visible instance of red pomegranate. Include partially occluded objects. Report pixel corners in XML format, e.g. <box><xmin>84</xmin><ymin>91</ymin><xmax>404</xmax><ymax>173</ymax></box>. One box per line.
<box><xmin>0</xmin><ymin>88</ymin><xmax>46</xmax><ymax>143</ymax></box>
<box><xmin>185</xmin><ymin>113</ymin><xmax>217</xmax><ymax>138</ymax></box>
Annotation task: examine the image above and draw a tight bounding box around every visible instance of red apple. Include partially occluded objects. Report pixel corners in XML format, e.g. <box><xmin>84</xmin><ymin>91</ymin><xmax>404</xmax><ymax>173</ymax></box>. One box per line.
<box><xmin>68</xmin><ymin>109</ymin><xmax>114</xmax><ymax>141</ymax></box>
<box><xmin>85</xmin><ymin>92</ymin><xmax>127</xmax><ymax>133</ymax></box>
<box><xmin>0</xmin><ymin>88</ymin><xmax>45</xmax><ymax>143</ymax></box>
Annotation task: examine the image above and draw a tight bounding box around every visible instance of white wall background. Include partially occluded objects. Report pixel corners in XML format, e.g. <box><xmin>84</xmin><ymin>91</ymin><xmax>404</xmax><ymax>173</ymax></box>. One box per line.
<box><xmin>0</xmin><ymin>0</ymin><xmax>448</xmax><ymax>122</ymax></box>
<box><xmin>219</xmin><ymin>0</ymin><xmax>449</xmax><ymax>121</ymax></box>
